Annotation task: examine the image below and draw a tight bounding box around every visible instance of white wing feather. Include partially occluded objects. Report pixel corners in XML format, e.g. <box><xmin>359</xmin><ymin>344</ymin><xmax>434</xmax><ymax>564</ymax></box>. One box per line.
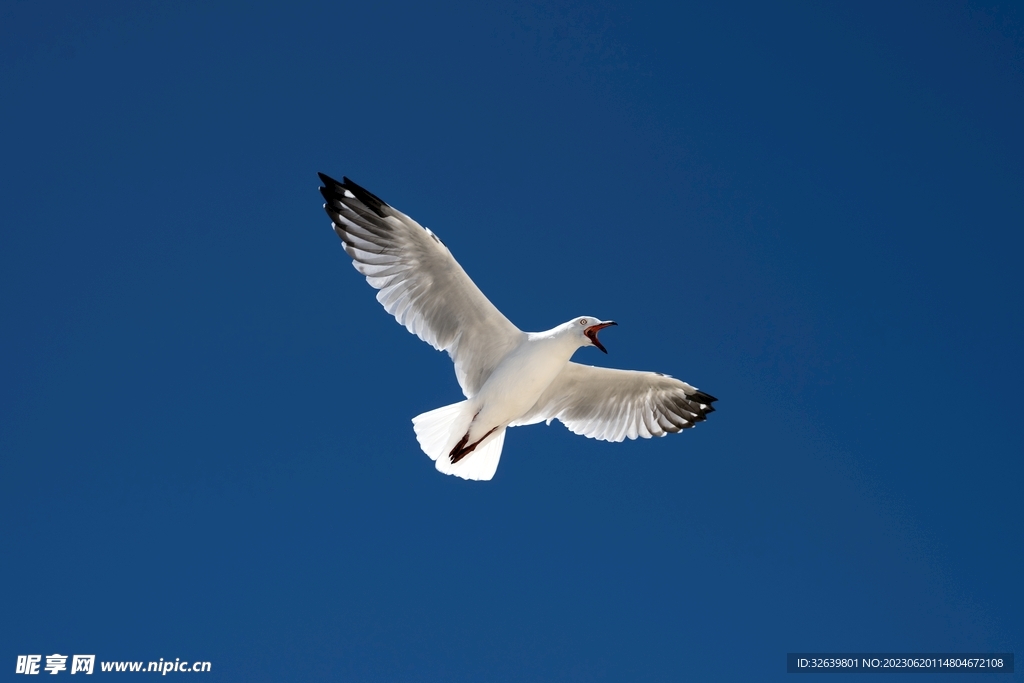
<box><xmin>512</xmin><ymin>362</ymin><xmax>717</xmax><ymax>441</ymax></box>
<box><xmin>320</xmin><ymin>174</ymin><xmax>524</xmax><ymax>398</ymax></box>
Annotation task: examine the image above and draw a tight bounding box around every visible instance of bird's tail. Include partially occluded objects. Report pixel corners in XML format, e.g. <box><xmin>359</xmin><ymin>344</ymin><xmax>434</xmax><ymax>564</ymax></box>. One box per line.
<box><xmin>411</xmin><ymin>402</ymin><xmax>506</xmax><ymax>481</ymax></box>
<box><xmin>412</xmin><ymin>401</ymin><xmax>470</xmax><ymax>460</ymax></box>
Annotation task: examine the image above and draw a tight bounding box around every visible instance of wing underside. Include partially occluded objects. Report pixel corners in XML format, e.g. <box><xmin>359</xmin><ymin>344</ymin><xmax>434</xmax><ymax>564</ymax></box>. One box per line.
<box><xmin>513</xmin><ymin>362</ymin><xmax>717</xmax><ymax>441</ymax></box>
<box><xmin>319</xmin><ymin>173</ymin><xmax>523</xmax><ymax>397</ymax></box>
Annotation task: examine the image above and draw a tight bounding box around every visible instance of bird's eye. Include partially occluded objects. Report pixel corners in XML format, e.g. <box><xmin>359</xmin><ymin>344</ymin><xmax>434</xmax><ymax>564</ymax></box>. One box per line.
<box><xmin>580</xmin><ymin>319</ymin><xmax>588</xmax><ymax>325</ymax></box>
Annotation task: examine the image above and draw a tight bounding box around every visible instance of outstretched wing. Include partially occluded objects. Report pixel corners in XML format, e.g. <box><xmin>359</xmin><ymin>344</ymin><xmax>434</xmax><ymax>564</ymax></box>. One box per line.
<box><xmin>512</xmin><ymin>362</ymin><xmax>717</xmax><ymax>441</ymax></box>
<box><xmin>319</xmin><ymin>173</ymin><xmax>524</xmax><ymax>397</ymax></box>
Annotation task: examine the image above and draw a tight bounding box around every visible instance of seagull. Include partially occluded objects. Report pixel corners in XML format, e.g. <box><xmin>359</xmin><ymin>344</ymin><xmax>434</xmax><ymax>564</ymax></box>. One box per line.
<box><xmin>319</xmin><ymin>173</ymin><xmax>716</xmax><ymax>481</ymax></box>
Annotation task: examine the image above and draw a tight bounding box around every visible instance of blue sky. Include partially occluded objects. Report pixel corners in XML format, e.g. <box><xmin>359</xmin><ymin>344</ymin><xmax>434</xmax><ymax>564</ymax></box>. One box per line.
<box><xmin>1</xmin><ymin>1</ymin><xmax>1021</xmax><ymax>680</ymax></box>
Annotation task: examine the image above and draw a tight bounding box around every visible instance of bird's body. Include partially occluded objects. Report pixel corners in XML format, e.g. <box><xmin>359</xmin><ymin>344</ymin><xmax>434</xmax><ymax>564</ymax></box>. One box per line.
<box><xmin>476</xmin><ymin>325</ymin><xmax>582</xmax><ymax>430</ymax></box>
<box><xmin>319</xmin><ymin>173</ymin><xmax>716</xmax><ymax>480</ymax></box>
<box><xmin>435</xmin><ymin>324</ymin><xmax>591</xmax><ymax>458</ymax></box>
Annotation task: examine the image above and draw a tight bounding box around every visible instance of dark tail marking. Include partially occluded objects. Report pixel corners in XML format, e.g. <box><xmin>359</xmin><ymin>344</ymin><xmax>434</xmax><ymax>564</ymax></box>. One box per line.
<box><xmin>449</xmin><ymin>427</ymin><xmax>498</xmax><ymax>464</ymax></box>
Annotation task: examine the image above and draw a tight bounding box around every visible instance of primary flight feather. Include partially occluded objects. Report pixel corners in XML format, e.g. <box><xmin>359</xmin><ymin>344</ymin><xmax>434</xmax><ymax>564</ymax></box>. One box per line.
<box><xmin>319</xmin><ymin>173</ymin><xmax>716</xmax><ymax>481</ymax></box>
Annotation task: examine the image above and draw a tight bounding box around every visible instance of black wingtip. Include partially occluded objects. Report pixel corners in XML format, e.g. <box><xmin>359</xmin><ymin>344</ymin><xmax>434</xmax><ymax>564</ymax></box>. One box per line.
<box><xmin>341</xmin><ymin>177</ymin><xmax>390</xmax><ymax>217</ymax></box>
<box><xmin>318</xmin><ymin>171</ymin><xmax>341</xmax><ymax>187</ymax></box>
<box><xmin>690</xmin><ymin>390</ymin><xmax>718</xmax><ymax>404</ymax></box>
<box><xmin>317</xmin><ymin>173</ymin><xmax>391</xmax><ymax>218</ymax></box>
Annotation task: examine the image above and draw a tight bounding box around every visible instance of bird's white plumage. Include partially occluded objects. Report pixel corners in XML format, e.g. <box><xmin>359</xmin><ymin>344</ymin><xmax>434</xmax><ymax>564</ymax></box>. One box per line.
<box><xmin>324</xmin><ymin>179</ymin><xmax>523</xmax><ymax>398</ymax></box>
<box><xmin>319</xmin><ymin>174</ymin><xmax>716</xmax><ymax>481</ymax></box>
<box><xmin>411</xmin><ymin>400</ymin><xmax>506</xmax><ymax>481</ymax></box>
<box><xmin>512</xmin><ymin>363</ymin><xmax>713</xmax><ymax>441</ymax></box>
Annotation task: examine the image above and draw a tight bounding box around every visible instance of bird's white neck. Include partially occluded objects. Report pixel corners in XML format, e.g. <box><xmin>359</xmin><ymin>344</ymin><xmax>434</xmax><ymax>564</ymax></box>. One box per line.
<box><xmin>527</xmin><ymin>323</ymin><xmax>588</xmax><ymax>355</ymax></box>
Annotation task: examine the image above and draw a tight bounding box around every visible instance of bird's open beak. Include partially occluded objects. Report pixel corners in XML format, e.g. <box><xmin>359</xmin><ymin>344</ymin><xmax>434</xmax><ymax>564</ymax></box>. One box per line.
<box><xmin>585</xmin><ymin>321</ymin><xmax>617</xmax><ymax>353</ymax></box>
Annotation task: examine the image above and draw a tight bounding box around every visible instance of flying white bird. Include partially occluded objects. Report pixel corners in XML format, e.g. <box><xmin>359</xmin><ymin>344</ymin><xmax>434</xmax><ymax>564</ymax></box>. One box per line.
<box><xmin>319</xmin><ymin>173</ymin><xmax>716</xmax><ymax>481</ymax></box>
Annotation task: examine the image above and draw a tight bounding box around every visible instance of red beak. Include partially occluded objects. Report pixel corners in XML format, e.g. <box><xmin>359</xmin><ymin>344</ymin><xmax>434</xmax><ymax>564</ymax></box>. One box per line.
<box><xmin>584</xmin><ymin>321</ymin><xmax>617</xmax><ymax>353</ymax></box>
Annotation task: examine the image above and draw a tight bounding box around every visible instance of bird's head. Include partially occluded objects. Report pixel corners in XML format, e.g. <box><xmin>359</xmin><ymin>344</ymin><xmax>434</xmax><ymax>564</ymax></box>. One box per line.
<box><xmin>570</xmin><ymin>316</ymin><xmax>618</xmax><ymax>353</ymax></box>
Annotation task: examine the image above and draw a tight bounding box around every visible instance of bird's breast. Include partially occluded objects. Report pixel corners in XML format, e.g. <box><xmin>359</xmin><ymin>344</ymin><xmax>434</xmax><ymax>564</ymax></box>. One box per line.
<box><xmin>473</xmin><ymin>339</ymin><xmax>574</xmax><ymax>426</ymax></box>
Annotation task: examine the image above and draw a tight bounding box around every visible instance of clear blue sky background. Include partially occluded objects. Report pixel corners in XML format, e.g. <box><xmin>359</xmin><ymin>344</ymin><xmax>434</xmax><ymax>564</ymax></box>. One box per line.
<box><xmin>2</xmin><ymin>1</ymin><xmax>1021</xmax><ymax>681</ymax></box>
